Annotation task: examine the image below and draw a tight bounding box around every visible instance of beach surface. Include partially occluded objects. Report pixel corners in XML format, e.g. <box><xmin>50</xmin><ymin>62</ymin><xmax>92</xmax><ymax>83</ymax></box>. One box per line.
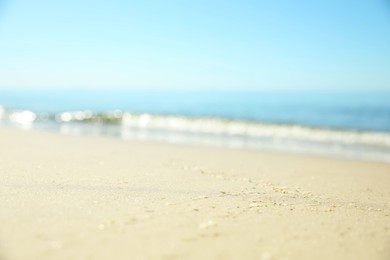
<box><xmin>1</xmin><ymin>127</ymin><xmax>390</xmax><ymax>260</ymax></box>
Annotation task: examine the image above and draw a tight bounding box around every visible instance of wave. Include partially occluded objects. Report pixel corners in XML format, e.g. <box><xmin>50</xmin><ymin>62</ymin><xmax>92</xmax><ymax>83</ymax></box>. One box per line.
<box><xmin>1</xmin><ymin>107</ymin><xmax>390</xmax><ymax>162</ymax></box>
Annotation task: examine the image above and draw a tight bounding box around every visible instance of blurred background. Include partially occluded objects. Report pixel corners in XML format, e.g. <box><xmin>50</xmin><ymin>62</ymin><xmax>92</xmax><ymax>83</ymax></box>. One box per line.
<box><xmin>0</xmin><ymin>0</ymin><xmax>389</xmax><ymax>161</ymax></box>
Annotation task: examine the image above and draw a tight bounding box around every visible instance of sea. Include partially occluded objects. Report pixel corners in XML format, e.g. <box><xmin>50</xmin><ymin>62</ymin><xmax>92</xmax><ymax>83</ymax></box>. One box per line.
<box><xmin>1</xmin><ymin>89</ymin><xmax>390</xmax><ymax>163</ymax></box>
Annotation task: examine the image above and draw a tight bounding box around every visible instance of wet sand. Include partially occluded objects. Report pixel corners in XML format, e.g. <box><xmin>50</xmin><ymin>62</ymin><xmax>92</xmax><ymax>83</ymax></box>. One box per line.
<box><xmin>1</xmin><ymin>127</ymin><xmax>390</xmax><ymax>260</ymax></box>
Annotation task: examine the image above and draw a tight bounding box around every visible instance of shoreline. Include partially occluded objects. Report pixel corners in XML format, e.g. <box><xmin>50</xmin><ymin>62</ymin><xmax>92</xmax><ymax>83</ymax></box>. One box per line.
<box><xmin>1</xmin><ymin>127</ymin><xmax>390</xmax><ymax>259</ymax></box>
<box><xmin>2</xmin><ymin>118</ymin><xmax>390</xmax><ymax>164</ymax></box>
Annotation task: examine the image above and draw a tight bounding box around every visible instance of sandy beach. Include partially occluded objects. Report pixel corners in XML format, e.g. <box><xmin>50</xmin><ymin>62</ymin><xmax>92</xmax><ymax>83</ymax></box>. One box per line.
<box><xmin>0</xmin><ymin>127</ymin><xmax>389</xmax><ymax>260</ymax></box>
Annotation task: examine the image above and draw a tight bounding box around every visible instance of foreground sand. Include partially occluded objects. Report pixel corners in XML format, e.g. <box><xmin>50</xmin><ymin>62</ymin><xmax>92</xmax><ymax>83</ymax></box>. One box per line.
<box><xmin>0</xmin><ymin>127</ymin><xmax>389</xmax><ymax>260</ymax></box>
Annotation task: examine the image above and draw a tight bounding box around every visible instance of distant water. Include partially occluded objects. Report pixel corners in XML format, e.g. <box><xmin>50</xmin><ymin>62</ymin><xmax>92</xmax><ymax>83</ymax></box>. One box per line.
<box><xmin>1</xmin><ymin>89</ymin><xmax>390</xmax><ymax>162</ymax></box>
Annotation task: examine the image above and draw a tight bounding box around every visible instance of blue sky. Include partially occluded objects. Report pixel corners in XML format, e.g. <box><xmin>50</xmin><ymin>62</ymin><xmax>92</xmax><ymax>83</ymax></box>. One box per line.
<box><xmin>0</xmin><ymin>0</ymin><xmax>389</xmax><ymax>90</ymax></box>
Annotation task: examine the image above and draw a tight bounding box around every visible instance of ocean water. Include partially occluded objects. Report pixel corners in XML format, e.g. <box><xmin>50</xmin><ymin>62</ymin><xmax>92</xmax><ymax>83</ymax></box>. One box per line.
<box><xmin>1</xmin><ymin>89</ymin><xmax>390</xmax><ymax>162</ymax></box>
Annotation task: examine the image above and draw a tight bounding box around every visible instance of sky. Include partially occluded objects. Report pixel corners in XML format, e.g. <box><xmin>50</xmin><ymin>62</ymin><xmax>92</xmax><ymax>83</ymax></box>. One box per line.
<box><xmin>0</xmin><ymin>0</ymin><xmax>389</xmax><ymax>90</ymax></box>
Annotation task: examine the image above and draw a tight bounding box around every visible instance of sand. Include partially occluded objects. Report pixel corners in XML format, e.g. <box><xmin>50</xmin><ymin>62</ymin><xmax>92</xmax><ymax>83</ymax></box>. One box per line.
<box><xmin>0</xmin><ymin>127</ymin><xmax>389</xmax><ymax>260</ymax></box>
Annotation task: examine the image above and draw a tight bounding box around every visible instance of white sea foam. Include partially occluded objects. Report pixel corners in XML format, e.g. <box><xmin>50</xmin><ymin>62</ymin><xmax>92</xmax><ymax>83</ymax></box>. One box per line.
<box><xmin>1</xmin><ymin>108</ymin><xmax>390</xmax><ymax>162</ymax></box>
<box><xmin>0</xmin><ymin>106</ymin><xmax>4</xmax><ymax>120</ymax></box>
<box><xmin>121</xmin><ymin>113</ymin><xmax>390</xmax><ymax>148</ymax></box>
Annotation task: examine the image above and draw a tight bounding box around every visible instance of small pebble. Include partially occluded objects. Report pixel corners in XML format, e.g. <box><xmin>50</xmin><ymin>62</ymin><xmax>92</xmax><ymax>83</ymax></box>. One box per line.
<box><xmin>98</xmin><ymin>224</ymin><xmax>105</xmax><ymax>230</ymax></box>
<box><xmin>199</xmin><ymin>220</ymin><xmax>215</xmax><ymax>229</ymax></box>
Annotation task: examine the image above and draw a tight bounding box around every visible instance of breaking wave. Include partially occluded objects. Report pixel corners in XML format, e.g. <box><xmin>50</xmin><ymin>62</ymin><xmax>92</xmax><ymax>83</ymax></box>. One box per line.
<box><xmin>1</xmin><ymin>107</ymin><xmax>390</xmax><ymax>162</ymax></box>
